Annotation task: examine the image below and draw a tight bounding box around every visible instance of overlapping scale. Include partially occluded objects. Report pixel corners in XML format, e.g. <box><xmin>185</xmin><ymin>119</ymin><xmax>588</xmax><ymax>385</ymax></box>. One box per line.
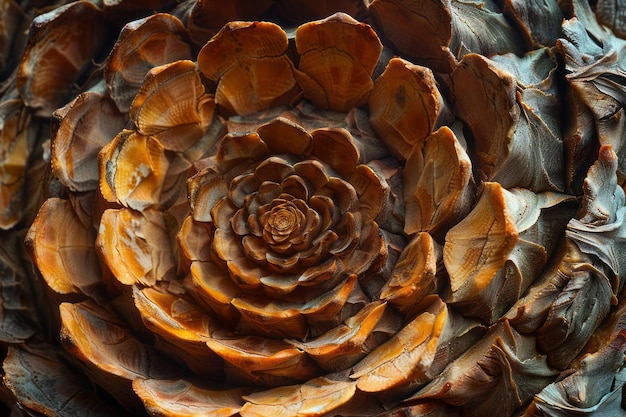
<box><xmin>104</xmin><ymin>13</ymin><xmax>192</xmax><ymax>113</ymax></box>
<box><xmin>51</xmin><ymin>92</ymin><xmax>127</xmax><ymax>192</ymax></box>
<box><xmin>295</xmin><ymin>13</ymin><xmax>382</xmax><ymax>112</ymax></box>
<box><xmin>197</xmin><ymin>21</ymin><xmax>300</xmax><ymax>116</ymax></box>
<box><xmin>16</xmin><ymin>1</ymin><xmax>112</xmax><ymax>116</ymax></box>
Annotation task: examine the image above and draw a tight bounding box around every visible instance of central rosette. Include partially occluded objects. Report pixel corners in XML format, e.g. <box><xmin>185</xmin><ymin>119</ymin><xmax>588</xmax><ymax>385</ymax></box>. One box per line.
<box><xmin>181</xmin><ymin>115</ymin><xmax>403</xmax><ymax>350</ymax></box>
<box><xmin>226</xmin><ymin>152</ymin><xmax>347</xmax><ymax>274</ymax></box>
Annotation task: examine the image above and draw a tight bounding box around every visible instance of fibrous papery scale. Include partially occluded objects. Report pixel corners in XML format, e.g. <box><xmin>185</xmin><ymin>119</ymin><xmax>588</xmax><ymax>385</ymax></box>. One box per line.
<box><xmin>1</xmin><ymin>0</ymin><xmax>626</xmax><ymax>416</ymax></box>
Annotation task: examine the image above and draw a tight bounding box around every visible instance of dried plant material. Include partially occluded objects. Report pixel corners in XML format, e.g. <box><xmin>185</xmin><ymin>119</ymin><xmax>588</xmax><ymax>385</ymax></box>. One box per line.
<box><xmin>197</xmin><ymin>21</ymin><xmax>300</xmax><ymax>116</ymax></box>
<box><xmin>240</xmin><ymin>375</ymin><xmax>357</xmax><ymax>417</ymax></box>
<box><xmin>25</xmin><ymin>198</ymin><xmax>103</xmax><ymax>297</ymax></box>
<box><xmin>368</xmin><ymin>0</ymin><xmax>525</xmax><ymax>73</ymax></box>
<box><xmin>16</xmin><ymin>1</ymin><xmax>111</xmax><ymax>115</ymax></box>
<box><xmin>368</xmin><ymin>57</ymin><xmax>451</xmax><ymax>162</ymax></box>
<box><xmin>134</xmin><ymin>378</ymin><xmax>249</xmax><ymax>417</ymax></box>
<box><xmin>133</xmin><ymin>285</ymin><xmax>223</xmax><ymax>376</ymax></box>
<box><xmin>96</xmin><ymin>208</ymin><xmax>176</xmax><ymax>286</ymax></box>
<box><xmin>104</xmin><ymin>13</ymin><xmax>192</xmax><ymax>113</ymax></box>
<box><xmin>527</xmin><ymin>331</ymin><xmax>626</xmax><ymax>416</ymax></box>
<box><xmin>291</xmin><ymin>301</ymin><xmax>402</xmax><ymax>373</ymax></box>
<box><xmin>380</xmin><ymin>232</ymin><xmax>439</xmax><ymax>316</ymax></box>
<box><xmin>595</xmin><ymin>0</ymin><xmax>626</xmax><ymax>38</ymax></box>
<box><xmin>294</xmin><ymin>13</ymin><xmax>382</xmax><ymax>112</ymax></box>
<box><xmin>59</xmin><ymin>300</ymin><xmax>178</xmax><ymax>412</ymax></box>
<box><xmin>507</xmin><ymin>146</ymin><xmax>626</xmax><ymax>370</ymax></box>
<box><xmin>51</xmin><ymin>92</ymin><xmax>127</xmax><ymax>192</ymax></box>
<box><xmin>130</xmin><ymin>60</ymin><xmax>215</xmax><ymax>155</ymax></box>
<box><xmin>449</xmin><ymin>48</ymin><xmax>564</xmax><ymax>192</ymax></box>
<box><xmin>409</xmin><ymin>320</ymin><xmax>557</xmax><ymax>417</ymax></box>
<box><xmin>558</xmin><ymin>1</ymin><xmax>626</xmax><ymax>185</ymax></box>
<box><xmin>205</xmin><ymin>334</ymin><xmax>322</xmax><ymax>386</ymax></box>
<box><xmin>3</xmin><ymin>344</ymin><xmax>125</xmax><ymax>416</ymax></box>
<box><xmin>351</xmin><ymin>295</ymin><xmax>483</xmax><ymax>392</ymax></box>
<box><xmin>10</xmin><ymin>3</ymin><xmax>626</xmax><ymax>416</ymax></box>
<box><xmin>98</xmin><ymin>130</ymin><xmax>181</xmax><ymax>211</ymax></box>
<box><xmin>502</xmin><ymin>0</ymin><xmax>563</xmax><ymax>48</ymax></box>
<box><xmin>403</xmin><ymin>126</ymin><xmax>474</xmax><ymax>237</ymax></box>
<box><xmin>0</xmin><ymin>99</ymin><xmax>34</xmax><ymax>229</ymax></box>
<box><xmin>444</xmin><ymin>182</ymin><xmax>575</xmax><ymax>323</ymax></box>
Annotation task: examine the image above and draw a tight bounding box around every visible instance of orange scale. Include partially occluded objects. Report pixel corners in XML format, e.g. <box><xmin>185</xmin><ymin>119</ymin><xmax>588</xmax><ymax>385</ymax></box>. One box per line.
<box><xmin>130</xmin><ymin>60</ymin><xmax>215</xmax><ymax>153</ymax></box>
<box><xmin>294</xmin><ymin>258</ymin><xmax>339</xmax><ymax>289</ymax></box>
<box><xmin>177</xmin><ymin>216</ymin><xmax>213</xmax><ymax>267</ymax></box>
<box><xmin>299</xmin><ymin>274</ymin><xmax>360</xmax><ymax>336</ymax></box>
<box><xmin>322</xmin><ymin>178</ymin><xmax>359</xmax><ymax>215</ymax></box>
<box><xmin>294</xmin><ymin>159</ymin><xmax>330</xmax><ymax>190</ymax></box>
<box><xmin>302</xmin><ymin>208</ymin><xmax>322</xmax><ymax>236</ymax></box>
<box><xmin>368</xmin><ymin>57</ymin><xmax>445</xmax><ymax>162</ymax></box>
<box><xmin>98</xmin><ymin>130</ymin><xmax>170</xmax><ymax>211</ymax></box>
<box><xmin>51</xmin><ymin>92</ymin><xmax>127</xmax><ymax>193</ymax></box>
<box><xmin>294</xmin><ymin>301</ymin><xmax>392</xmax><ymax>373</ymax></box>
<box><xmin>257</xmin><ymin>181</ymin><xmax>282</xmax><ymax>205</ymax></box>
<box><xmin>229</xmin><ymin>172</ymin><xmax>260</xmax><ymax>208</ymax></box>
<box><xmin>281</xmin><ymin>175</ymin><xmax>310</xmax><ymax>201</ymax></box>
<box><xmin>348</xmin><ymin>164</ymin><xmax>388</xmax><ymax>224</ymax></box>
<box><xmin>254</xmin><ymin>156</ymin><xmax>295</xmax><ymax>183</ymax></box>
<box><xmin>295</xmin><ymin>51</ymin><xmax>374</xmax><ymax>112</ymax></box>
<box><xmin>134</xmin><ymin>379</ymin><xmax>249</xmax><ymax>417</ymax></box>
<box><xmin>187</xmin><ymin>167</ymin><xmax>229</xmax><ymax>223</ymax></box>
<box><xmin>216</xmin><ymin>132</ymin><xmax>270</xmax><ymax>173</ymax></box>
<box><xmin>310</xmin><ymin>128</ymin><xmax>359</xmax><ymax>178</ymax></box>
<box><xmin>227</xmin><ymin>257</ymin><xmax>266</xmax><ymax>289</ymax></box>
<box><xmin>213</xmin><ymin>228</ymin><xmax>243</xmax><ymax>263</ymax></box>
<box><xmin>132</xmin><ymin>286</ymin><xmax>224</xmax><ymax>377</ymax></box>
<box><xmin>231</xmin><ymin>297</ymin><xmax>308</xmax><ymax>340</ymax></box>
<box><xmin>209</xmin><ymin>196</ymin><xmax>237</xmax><ymax>230</ymax></box>
<box><xmin>241</xmin><ymin>235</ymin><xmax>267</xmax><ymax>264</ymax></box>
<box><xmin>247</xmin><ymin>212</ymin><xmax>264</xmax><ymax>237</ymax></box>
<box><xmin>104</xmin><ymin>13</ymin><xmax>192</xmax><ymax>113</ymax></box>
<box><xmin>215</xmin><ymin>56</ymin><xmax>300</xmax><ymax>117</ymax></box>
<box><xmin>308</xmin><ymin>194</ymin><xmax>337</xmax><ymax>231</ymax></box>
<box><xmin>198</xmin><ymin>21</ymin><xmax>289</xmax><ymax>82</ymax></box>
<box><xmin>230</xmin><ymin>207</ymin><xmax>250</xmax><ymax>236</ymax></box>
<box><xmin>265</xmin><ymin>252</ymin><xmax>300</xmax><ymax>274</ymax></box>
<box><xmin>328</xmin><ymin>212</ymin><xmax>359</xmax><ymax>257</ymax></box>
<box><xmin>190</xmin><ymin>261</ymin><xmax>240</xmax><ymax>326</ymax></box>
<box><xmin>204</xmin><ymin>334</ymin><xmax>320</xmax><ymax>384</ymax></box>
<box><xmin>295</xmin><ymin>13</ymin><xmax>381</xmax><ymax>75</ymax></box>
<box><xmin>25</xmin><ymin>198</ymin><xmax>102</xmax><ymax>296</ymax></box>
<box><xmin>97</xmin><ymin>208</ymin><xmax>177</xmax><ymax>287</ymax></box>
<box><xmin>259</xmin><ymin>273</ymin><xmax>303</xmax><ymax>296</ymax></box>
<box><xmin>288</xmin><ymin>232</ymin><xmax>311</xmax><ymax>253</ymax></box>
<box><xmin>294</xmin><ymin>13</ymin><xmax>382</xmax><ymax>112</ymax></box>
<box><xmin>342</xmin><ymin>222</ymin><xmax>388</xmax><ymax>282</ymax></box>
<box><xmin>256</xmin><ymin>117</ymin><xmax>313</xmax><ymax>156</ymax></box>
<box><xmin>298</xmin><ymin>230</ymin><xmax>338</xmax><ymax>267</ymax></box>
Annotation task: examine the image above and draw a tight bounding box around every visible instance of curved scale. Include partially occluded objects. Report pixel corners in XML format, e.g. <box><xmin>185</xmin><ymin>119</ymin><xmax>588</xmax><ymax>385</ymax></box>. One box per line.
<box><xmin>369</xmin><ymin>57</ymin><xmax>449</xmax><ymax>162</ymax></box>
<box><xmin>51</xmin><ymin>92</ymin><xmax>127</xmax><ymax>192</ymax></box>
<box><xmin>96</xmin><ymin>208</ymin><xmax>177</xmax><ymax>286</ymax></box>
<box><xmin>104</xmin><ymin>13</ymin><xmax>192</xmax><ymax>113</ymax></box>
<box><xmin>16</xmin><ymin>2</ymin><xmax>111</xmax><ymax>115</ymax></box>
<box><xmin>25</xmin><ymin>198</ymin><xmax>102</xmax><ymax>296</ymax></box>
<box><xmin>295</xmin><ymin>13</ymin><xmax>382</xmax><ymax>112</ymax></box>
<box><xmin>134</xmin><ymin>378</ymin><xmax>249</xmax><ymax>417</ymax></box>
